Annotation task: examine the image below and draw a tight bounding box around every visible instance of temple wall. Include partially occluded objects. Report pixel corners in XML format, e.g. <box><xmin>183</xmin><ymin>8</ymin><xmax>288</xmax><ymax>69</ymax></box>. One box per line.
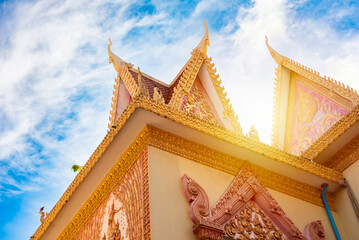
<box><xmin>343</xmin><ymin>159</ymin><xmax>359</xmax><ymax>200</ymax></box>
<box><xmin>148</xmin><ymin>146</ymin><xmax>348</xmax><ymax>240</ymax></box>
<box><xmin>334</xmin><ymin>159</ymin><xmax>359</xmax><ymax>239</ymax></box>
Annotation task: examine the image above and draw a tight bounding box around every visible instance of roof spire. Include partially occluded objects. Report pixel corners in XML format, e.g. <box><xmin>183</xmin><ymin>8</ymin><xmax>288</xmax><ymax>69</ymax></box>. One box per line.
<box><xmin>108</xmin><ymin>38</ymin><xmax>134</xmax><ymax>72</ymax></box>
<box><xmin>195</xmin><ymin>20</ymin><xmax>210</xmax><ymax>56</ymax></box>
<box><xmin>265</xmin><ymin>36</ymin><xmax>284</xmax><ymax>65</ymax></box>
<box><xmin>137</xmin><ymin>67</ymin><xmax>149</xmax><ymax>97</ymax></box>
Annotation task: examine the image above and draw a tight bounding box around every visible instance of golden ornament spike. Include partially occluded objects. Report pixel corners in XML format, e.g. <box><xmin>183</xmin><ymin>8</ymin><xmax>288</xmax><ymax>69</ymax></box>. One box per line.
<box><xmin>194</xmin><ymin>20</ymin><xmax>210</xmax><ymax>56</ymax></box>
<box><xmin>107</xmin><ymin>38</ymin><xmax>134</xmax><ymax>72</ymax></box>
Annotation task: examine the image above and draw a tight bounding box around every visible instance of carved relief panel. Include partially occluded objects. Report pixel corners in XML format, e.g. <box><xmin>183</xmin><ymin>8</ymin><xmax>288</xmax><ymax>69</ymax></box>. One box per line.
<box><xmin>289</xmin><ymin>80</ymin><xmax>348</xmax><ymax>155</ymax></box>
<box><xmin>73</xmin><ymin>149</ymin><xmax>149</xmax><ymax>240</ymax></box>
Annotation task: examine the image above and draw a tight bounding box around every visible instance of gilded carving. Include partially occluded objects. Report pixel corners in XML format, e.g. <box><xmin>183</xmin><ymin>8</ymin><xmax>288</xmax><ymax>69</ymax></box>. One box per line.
<box><xmin>152</xmin><ymin>86</ymin><xmax>165</xmax><ymax>104</ymax></box>
<box><xmin>182</xmin><ymin>165</ymin><xmax>305</xmax><ymax>240</ymax></box>
<box><xmin>203</xmin><ymin>57</ymin><xmax>243</xmax><ymax>134</ymax></box>
<box><xmin>224</xmin><ymin>202</ymin><xmax>286</xmax><ymax>240</ymax></box>
<box><xmin>324</xmin><ymin>135</ymin><xmax>359</xmax><ymax>172</ymax></box>
<box><xmin>246</xmin><ymin>124</ymin><xmax>260</xmax><ymax>141</ymax></box>
<box><xmin>39</xmin><ymin>207</ymin><xmax>48</xmax><ymax>224</ymax></box>
<box><xmin>271</xmin><ymin>65</ymin><xmax>282</xmax><ymax>147</ymax></box>
<box><xmin>304</xmin><ymin>221</ymin><xmax>325</xmax><ymax>240</ymax></box>
<box><xmin>182</xmin><ymin>80</ymin><xmax>217</xmax><ymax>123</ymax></box>
<box><xmin>136</xmin><ymin>67</ymin><xmax>150</xmax><ymax>98</ymax></box>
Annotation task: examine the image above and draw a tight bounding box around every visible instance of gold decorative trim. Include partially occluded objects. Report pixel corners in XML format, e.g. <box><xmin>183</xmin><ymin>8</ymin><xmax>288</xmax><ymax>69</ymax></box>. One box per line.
<box><xmin>266</xmin><ymin>38</ymin><xmax>359</xmax><ymax>106</ymax></box>
<box><xmin>108</xmin><ymin>75</ymin><xmax>120</xmax><ymax>128</ymax></box>
<box><xmin>284</xmin><ymin>71</ymin><xmax>296</xmax><ymax>153</ymax></box>
<box><xmin>58</xmin><ymin>131</ymin><xmax>150</xmax><ymax>239</ymax></box>
<box><xmin>271</xmin><ymin>64</ymin><xmax>281</xmax><ymax>147</ymax></box>
<box><xmin>32</xmin><ymin>95</ymin><xmax>343</xmax><ymax>239</ymax></box>
<box><xmin>324</xmin><ymin>135</ymin><xmax>359</xmax><ymax>172</ymax></box>
<box><xmin>169</xmin><ymin>50</ymin><xmax>204</xmax><ymax>108</ymax></box>
<box><xmin>203</xmin><ymin>57</ymin><xmax>242</xmax><ymax>134</ymax></box>
<box><xmin>295</xmin><ymin>73</ymin><xmax>353</xmax><ymax>111</ymax></box>
<box><xmin>118</xmin><ymin>65</ymin><xmax>138</xmax><ymax>97</ymax></box>
<box><xmin>148</xmin><ymin>126</ymin><xmax>336</xmax><ymax>210</ymax></box>
<box><xmin>302</xmin><ymin>104</ymin><xmax>359</xmax><ymax>160</ymax></box>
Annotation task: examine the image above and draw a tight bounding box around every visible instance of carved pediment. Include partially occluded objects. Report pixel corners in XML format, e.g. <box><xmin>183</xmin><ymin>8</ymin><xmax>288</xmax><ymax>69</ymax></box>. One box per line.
<box><xmin>182</xmin><ymin>164</ymin><xmax>306</xmax><ymax>240</ymax></box>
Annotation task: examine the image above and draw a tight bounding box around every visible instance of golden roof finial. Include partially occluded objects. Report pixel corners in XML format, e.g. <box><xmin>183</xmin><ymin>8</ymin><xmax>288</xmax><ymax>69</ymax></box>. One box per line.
<box><xmin>153</xmin><ymin>86</ymin><xmax>165</xmax><ymax>104</ymax></box>
<box><xmin>108</xmin><ymin>38</ymin><xmax>134</xmax><ymax>72</ymax></box>
<box><xmin>137</xmin><ymin>67</ymin><xmax>149</xmax><ymax>97</ymax></box>
<box><xmin>265</xmin><ymin>36</ymin><xmax>284</xmax><ymax>65</ymax></box>
<box><xmin>247</xmin><ymin>124</ymin><xmax>260</xmax><ymax>142</ymax></box>
<box><xmin>195</xmin><ymin>20</ymin><xmax>210</xmax><ymax>56</ymax></box>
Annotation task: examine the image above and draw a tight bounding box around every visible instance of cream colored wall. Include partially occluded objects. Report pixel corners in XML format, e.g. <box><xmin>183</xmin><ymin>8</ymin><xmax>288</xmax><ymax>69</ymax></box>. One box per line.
<box><xmin>334</xmin><ymin>159</ymin><xmax>359</xmax><ymax>239</ymax></box>
<box><xmin>268</xmin><ymin>189</ymin><xmax>348</xmax><ymax>240</ymax></box>
<box><xmin>148</xmin><ymin>146</ymin><xmax>233</xmax><ymax>240</ymax></box>
<box><xmin>343</xmin><ymin>159</ymin><xmax>359</xmax><ymax>200</ymax></box>
<box><xmin>148</xmin><ymin>146</ymin><xmax>348</xmax><ymax>240</ymax></box>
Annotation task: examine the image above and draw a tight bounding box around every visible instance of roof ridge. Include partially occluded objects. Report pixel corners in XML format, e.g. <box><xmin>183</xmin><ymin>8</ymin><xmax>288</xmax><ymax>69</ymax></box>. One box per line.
<box><xmin>266</xmin><ymin>37</ymin><xmax>359</xmax><ymax>105</ymax></box>
<box><xmin>169</xmin><ymin>50</ymin><xmax>204</xmax><ymax>108</ymax></box>
<box><xmin>203</xmin><ymin>57</ymin><xmax>242</xmax><ymax>134</ymax></box>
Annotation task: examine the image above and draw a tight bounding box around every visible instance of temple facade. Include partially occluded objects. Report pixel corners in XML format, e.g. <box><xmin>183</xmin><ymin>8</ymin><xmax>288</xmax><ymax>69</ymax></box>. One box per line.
<box><xmin>31</xmin><ymin>22</ymin><xmax>359</xmax><ymax>240</ymax></box>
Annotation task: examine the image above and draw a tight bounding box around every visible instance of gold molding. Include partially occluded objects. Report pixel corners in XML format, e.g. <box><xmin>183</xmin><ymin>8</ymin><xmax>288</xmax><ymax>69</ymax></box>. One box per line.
<box><xmin>284</xmin><ymin>72</ymin><xmax>296</xmax><ymax>153</ymax></box>
<box><xmin>169</xmin><ymin>50</ymin><xmax>204</xmax><ymax>108</ymax></box>
<box><xmin>148</xmin><ymin>126</ymin><xmax>336</xmax><ymax>210</ymax></box>
<box><xmin>302</xmin><ymin>104</ymin><xmax>359</xmax><ymax>160</ymax></box>
<box><xmin>203</xmin><ymin>57</ymin><xmax>242</xmax><ymax>134</ymax></box>
<box><xmin>271</xmin><ymin>64</ymin><xmax>282</xmax><ymax>147</ymax></box>
<box><xmin>32</xmin><ymin>95</ymin><xmax>343</xmax><ymax>239</ymax></box>
<box><xmin>108</xmin><ymin>75</ymin><xmax>120</xmax><ymax>128</ymax></box>
<box><xmin>324</xmin><ymin>135</ymin><xmax>359</xmax><ymax>172</ymax></box>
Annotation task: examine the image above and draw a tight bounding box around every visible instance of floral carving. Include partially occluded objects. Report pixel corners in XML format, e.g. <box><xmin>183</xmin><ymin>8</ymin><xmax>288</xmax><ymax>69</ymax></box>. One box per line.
<box><xmin>182</xmin><ymin>164</ymin><xmax>305</xmax><ymax>240</ymax></box>
<box><xmin>304</xmin><ymin>221</ymin><xmax>325</xmax><ymax>240</ymax></box>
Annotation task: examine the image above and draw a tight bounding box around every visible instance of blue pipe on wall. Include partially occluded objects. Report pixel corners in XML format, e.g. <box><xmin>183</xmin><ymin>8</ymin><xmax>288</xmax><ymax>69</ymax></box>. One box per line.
<box><xmin>321</xmin><ymin>183</ymin><xmax>341</xmax><ymax>240</ymax></box>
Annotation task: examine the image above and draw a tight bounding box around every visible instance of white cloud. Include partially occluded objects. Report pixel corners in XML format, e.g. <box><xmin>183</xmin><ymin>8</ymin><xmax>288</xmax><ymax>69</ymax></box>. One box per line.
<box><xmin>2</xmin><ymin>0</ymin><xmax>359</xmax><ymax>238</ymax></box>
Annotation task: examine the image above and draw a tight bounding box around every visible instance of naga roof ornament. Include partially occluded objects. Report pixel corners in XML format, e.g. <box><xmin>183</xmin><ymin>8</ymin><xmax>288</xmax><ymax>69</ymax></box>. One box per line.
<box><xmin>265</xmin><ymin>36</ymin><xmax>283</xmax><ymax>65</ymax></box>
<box><xmin>108</xmin><ymin>38</ymin><xmax>134</xmax><ymax>72</ymax></box>
<box><xmin>194</xmin><ymin>20</ymin><xmax>210</xmax><ymax>56</ymax></box>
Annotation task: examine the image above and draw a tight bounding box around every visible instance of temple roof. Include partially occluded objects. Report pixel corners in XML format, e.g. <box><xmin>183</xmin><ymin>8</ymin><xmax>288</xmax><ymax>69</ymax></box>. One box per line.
<box><xmin>107</xmin><ymin>21</ymin><xmax>243</xmax><ymax>133</ymax></box>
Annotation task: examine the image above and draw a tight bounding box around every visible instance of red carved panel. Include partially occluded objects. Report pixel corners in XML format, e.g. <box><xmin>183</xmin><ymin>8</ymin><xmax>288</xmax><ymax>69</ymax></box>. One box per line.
<box><xmin>73</xmin><ymin>148</ymin><xmax>149</xmax><ymax>240</ymax></box>
<box><xmin>182</xmin><ymin>164</ymin><xmax>306</xmax><ymax>240</ymax></box>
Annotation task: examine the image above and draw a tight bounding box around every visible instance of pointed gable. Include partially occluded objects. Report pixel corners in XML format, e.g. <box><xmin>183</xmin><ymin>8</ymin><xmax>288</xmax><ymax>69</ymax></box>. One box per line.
<box><xmin>168</xmin><ymin>21</ymin><xmax>243</xmax><ymax>133</ymax></box>
<box><xmin>107</xmin><ymin>22</ymin><xmax>243</xmax><ymax>134</ymax></box>
<box><xmin>266</xmin><ymin>37</ymin><xmax>359</xmax><ymax>155</ymax></box>
<box><xmin>182</xmin><ymin>164</ymin><xmax>306</xmax><ymax>239</ymax></box>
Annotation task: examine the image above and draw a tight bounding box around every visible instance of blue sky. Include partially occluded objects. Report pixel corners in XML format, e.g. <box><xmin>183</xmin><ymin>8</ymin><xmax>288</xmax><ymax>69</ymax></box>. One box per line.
<box><xmin>1</xmin><ymin>0</ymin><xmax>359</xmax><ymax>239</ymax></box>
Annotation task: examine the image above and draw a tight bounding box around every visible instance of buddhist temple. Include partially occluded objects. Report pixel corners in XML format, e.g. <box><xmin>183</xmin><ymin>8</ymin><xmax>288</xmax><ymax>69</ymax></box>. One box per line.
<box><xmin>31</xmin><ymin>22</ymin><xmax>359</xmax><ymax>240</ymax></box>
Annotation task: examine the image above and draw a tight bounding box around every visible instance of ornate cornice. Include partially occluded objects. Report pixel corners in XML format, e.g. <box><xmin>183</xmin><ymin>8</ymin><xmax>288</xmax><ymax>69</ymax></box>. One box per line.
<box><xmin>132</xmin><ymin>97</ymin><xmax>343</xmax><ymax>183</ymax></box>
<box><xmin>149</xmin><ymin>127</ymin><xmax>336</xmax><ymax>210</ymax></box>
<box><xmin>32</xmin><ymin>95</ymin><xmax>341</xmax><ymax>239</ymax></box>
<box><xmin>203</xmin><ymin>57</ymin><xmax>242</xmax><ymax>134</ymax></box>
<box><xmin>271</xmin><ymin>65</ymin><xmax>282</xmax><ymax>147</ymax></box>
<box><xmin>301</xmin><ymin>104</ymin><xmax>359</xmax><ymax>160</ymax></box>
<box><xmin>324</xmin><ymin>135</ymin><xmax>359</xmax><ymax>172</ymax></box>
